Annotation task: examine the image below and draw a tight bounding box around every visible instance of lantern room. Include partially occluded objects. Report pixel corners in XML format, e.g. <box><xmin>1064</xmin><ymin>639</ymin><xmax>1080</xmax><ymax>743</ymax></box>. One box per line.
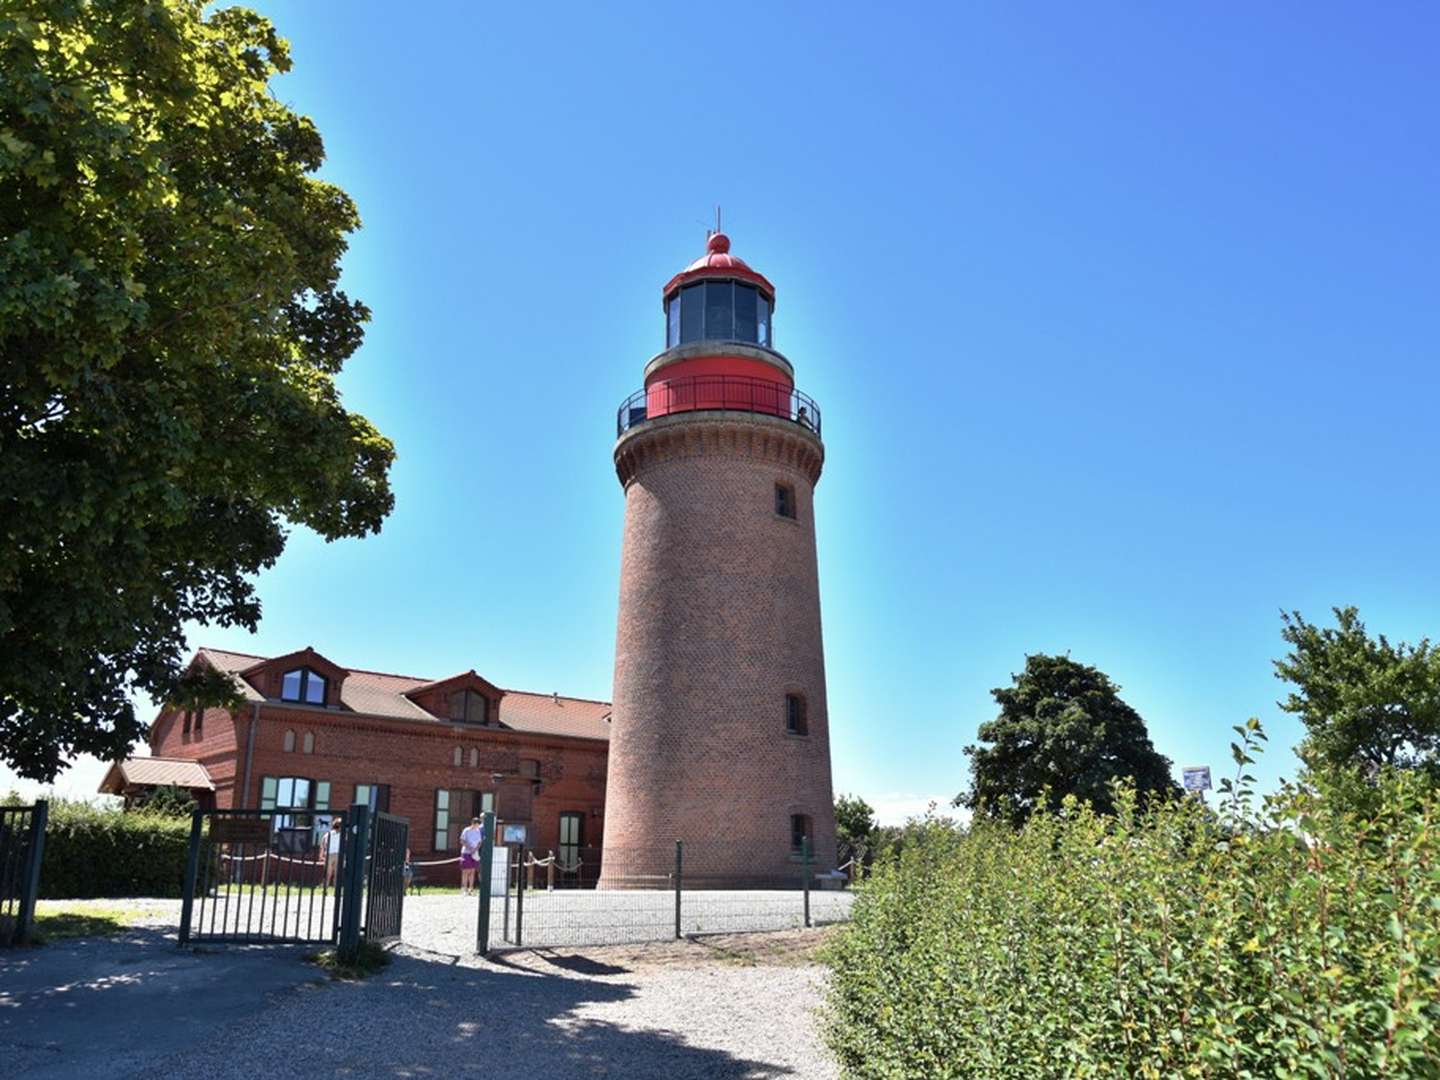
<box><xmin>617</xmin><ymin>230</ymin><xmax>819</xmax><ymax>438</ymax></box>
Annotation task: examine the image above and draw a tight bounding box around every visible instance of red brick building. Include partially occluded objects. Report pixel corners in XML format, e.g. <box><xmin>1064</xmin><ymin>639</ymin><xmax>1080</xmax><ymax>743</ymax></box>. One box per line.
<box><xmin>120</xmin><ymin>646</ymin><xmax>609</xmax><ymax>874</ymax></box>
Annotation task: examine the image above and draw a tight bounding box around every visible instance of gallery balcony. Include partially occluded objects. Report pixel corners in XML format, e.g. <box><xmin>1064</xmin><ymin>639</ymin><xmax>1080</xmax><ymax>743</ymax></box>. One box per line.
<box><xmin>616</xmin><ymin>375</ymin><xmax>821</xmax><ymax>438</ymax></box>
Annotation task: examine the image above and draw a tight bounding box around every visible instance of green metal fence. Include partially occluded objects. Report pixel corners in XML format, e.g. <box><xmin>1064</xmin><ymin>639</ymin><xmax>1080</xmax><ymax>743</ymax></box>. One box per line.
<box><xmin>0</xmin><ymin>800</ymin><xmax>47</xmax><ymax>947</ymax></box>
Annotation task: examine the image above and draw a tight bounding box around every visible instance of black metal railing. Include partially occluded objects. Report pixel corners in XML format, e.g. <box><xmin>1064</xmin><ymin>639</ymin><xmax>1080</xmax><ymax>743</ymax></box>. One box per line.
<box><xmin>490</xmin><ymin>838</ymin><xmax>855</xmax><ymax>951</ymax></box>
<box><xmin>617</xmin><ymin>375</ymin><xmax>822</xmax><ymax>437</ymax></box>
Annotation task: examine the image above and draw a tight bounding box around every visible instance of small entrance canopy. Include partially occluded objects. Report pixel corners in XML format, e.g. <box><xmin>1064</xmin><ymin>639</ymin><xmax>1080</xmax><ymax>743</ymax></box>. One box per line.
<box><xmin>100</xmin><ymin>757</ymin><xmax>216</xmax><ymax>806</ymax></box>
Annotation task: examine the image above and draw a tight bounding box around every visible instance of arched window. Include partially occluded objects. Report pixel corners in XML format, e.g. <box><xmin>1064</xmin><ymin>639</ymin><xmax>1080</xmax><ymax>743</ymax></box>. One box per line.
<box><xmin>452</xmin><ymin>746</ymin><xmax>462</xmax><ymax>767</ymax></box>
<box><xmin>283</xmin><ymin>729</ymin><xmax>296</xmax><ymax>752</ymax></box>
<box><xmin>281</xmin><ymin>668</ymin><xmax>327</xmax><ymax>705</ymax></box>
<box><xmin>302</xmin><ymin>731</ymin><xmax>315</xmax><ymax>754</ymax></box>
<box><xmin>469</xmin><ymin>747</ymin><xmax>479</xmax><ymax>768</ymax></box>
<box><xmin>790</xmin><ymin>813</ymin><xmax>814</xmax><ymax>855</ymax></box>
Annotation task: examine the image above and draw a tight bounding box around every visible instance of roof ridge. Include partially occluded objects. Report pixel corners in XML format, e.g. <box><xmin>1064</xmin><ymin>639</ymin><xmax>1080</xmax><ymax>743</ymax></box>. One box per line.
<box><xmin>503</xmin><ymin>688</ymin><xmax>613</xmax><ymax>707</ymax></box>
<box><xmin>197</xmin><ymin>646</ymin><xmax>268</xmax><ymax>660</ymax></box>
<box><xmin>197</xmin><ymin>648</ymin><xmax>612</xmax><ymax>706</ymax></box>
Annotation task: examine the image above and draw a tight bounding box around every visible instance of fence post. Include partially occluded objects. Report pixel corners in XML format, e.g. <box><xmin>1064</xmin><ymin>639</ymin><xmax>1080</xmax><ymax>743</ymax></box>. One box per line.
<box><xmin>502</xmin><ymin>849</ymin><xmax>512</xmax><ymax>943</ymax></box>
<box><xmin>337</xmin><ymin>804</ymin><xmax>370</xmax><ymax>962</ymax></box>
<box><xmin>547</xmin><ymin>850</ymin><xmax>554</xmax><ymax>892</ymax></box>
<box><xmin>178</xmin><ymin>807</ymin><xmax>204</xmax><ymax>946</ymax></box>
<box><xmin>476</xmin><ymin>810</ymin><xmax>495</xmax><ymax>956</ymax></box>
<box><xmin>674</xmin><ymin>840</ymin><xmax>683</xmax><ymax>939</ymax></box>
<box><xmin>802</xmin><ymin>836</ymin><xmax>812</xmax><ymax>929</ymax></box>
<box><xmin>515</xmin><ymin>844</ymin><xmax>526</xmax><ymax>948</ymax></box>
<box><xmin>14</xmin><ymin>800</ymin><xmax>47</xmax><ymax>946</ymax></box>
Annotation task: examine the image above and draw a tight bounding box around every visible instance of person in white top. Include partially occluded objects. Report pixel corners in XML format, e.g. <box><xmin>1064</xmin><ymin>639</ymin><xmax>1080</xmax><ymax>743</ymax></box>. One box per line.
<box><xmin>459</xmin><ymin>817</ymin><xmax>485</xmax><ymax>895</ymax></box>
<box><xmin>321</xmin><ymin>818</ymin><xmax>343</xmax><ymax>887</ymax></box>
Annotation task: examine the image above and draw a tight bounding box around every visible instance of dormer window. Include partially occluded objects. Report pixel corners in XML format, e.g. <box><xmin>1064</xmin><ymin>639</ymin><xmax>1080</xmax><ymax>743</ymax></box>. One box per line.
<box><xmin>449</xmin><ymin>689</ymin><xmax>490</xmax><ymax>725</ymax></box>
<box><xmin>281</xmin><ymin>668</ymin><xmax>327</xmax><ymax>705</ymax></box>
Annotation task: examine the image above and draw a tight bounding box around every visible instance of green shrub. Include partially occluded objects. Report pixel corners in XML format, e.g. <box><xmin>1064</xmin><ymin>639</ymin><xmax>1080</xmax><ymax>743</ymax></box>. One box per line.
<box><xmin>36</xmin><ymin>800</ymin><xmax>192</xmax><ymax>899</ymax></box>
<box><xmin>826</xmin><ymin>762</ymin><xmax>1440</xmax><ymax>1077</ymax></box>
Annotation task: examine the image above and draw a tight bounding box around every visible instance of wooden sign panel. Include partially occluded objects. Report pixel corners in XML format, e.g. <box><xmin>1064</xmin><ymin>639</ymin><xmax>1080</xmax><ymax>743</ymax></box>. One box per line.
<box><xmin>209</xmin><ymin>817</ymin><xmax>272</xmax><ymax>845</ymax></box>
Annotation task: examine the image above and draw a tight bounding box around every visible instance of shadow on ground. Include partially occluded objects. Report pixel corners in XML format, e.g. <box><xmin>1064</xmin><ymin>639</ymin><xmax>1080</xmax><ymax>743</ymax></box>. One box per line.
<box><xmin>2</xmin><ymin>926</ymin><xmax>810</xmax><ymax>1078</ymax></box>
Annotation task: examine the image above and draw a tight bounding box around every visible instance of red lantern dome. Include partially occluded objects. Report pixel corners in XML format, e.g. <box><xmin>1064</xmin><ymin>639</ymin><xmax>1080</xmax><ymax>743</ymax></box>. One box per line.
<box><xmin>661</xmin><ymin>232</ymin><xmax>776</xmax><ymax>300</ymax></box>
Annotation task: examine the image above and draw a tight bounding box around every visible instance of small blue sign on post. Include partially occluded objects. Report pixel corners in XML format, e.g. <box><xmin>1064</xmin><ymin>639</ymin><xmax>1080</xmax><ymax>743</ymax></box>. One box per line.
<box><xmin>1182</xmin><ymin>766</ymin><xmax>1212</xmax><ymax>793</ymax></box>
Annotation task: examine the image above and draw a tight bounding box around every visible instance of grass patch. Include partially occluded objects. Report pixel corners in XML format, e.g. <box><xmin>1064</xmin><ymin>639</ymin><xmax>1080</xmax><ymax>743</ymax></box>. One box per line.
<box><xmin>306</xmin><ymin>941</ymin><xmax>392</xmax><ymax>980</ymax></box>
<box><xmin>30</xmin><ymin>902</ymin><xmax>143</xmax><ymax>943</ymax></box>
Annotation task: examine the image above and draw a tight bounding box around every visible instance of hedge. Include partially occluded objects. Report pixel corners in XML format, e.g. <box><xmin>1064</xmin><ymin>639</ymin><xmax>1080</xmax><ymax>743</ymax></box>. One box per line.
<box><xmin>34</xmin><ymin>800</ymin><xmax>192</xmax><ymax>899</ymax></box>
<box><xmin>825</xmin><ymin>768</ymin><xmax>1440</xmax><ymax>1078</ymax></box>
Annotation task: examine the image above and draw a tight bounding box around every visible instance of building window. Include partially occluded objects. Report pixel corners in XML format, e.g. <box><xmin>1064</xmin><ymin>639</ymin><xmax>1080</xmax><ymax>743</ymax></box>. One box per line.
<box><xmin>775</xmin><ymin>483</ymin><xmax>795</xmax><ymax>519</ymax></box>
<box><xmin>452</xmin><ymin>746</ymin><xmax>462</xmax><ymax>767</ymax></box>
<box><xmin>520</xmin><ymin>758</ymin><xmax>540</xmax><ymax>781</ymax></box>
<box><xmin>666</xmin><ymin>294</ymin><xmax>681</xmax><ymax>347</ymax></box>
<box><xmin>181</xmin><ymin>709</ymin><xmax>196</xmax><ymax>738</ymax></box>
<box><xmin>280</xmin><ymin>668</ymin><xmax>327</xmax><ymax>705</ymax></box>
<box><xmin>283</xmin><ymin>729</ymin><xmax>296</xmax><ymax>753</ymax></box>
<box><xmin>355</xmin><ymin>783</ymin><xmax>390</xmax><ymax>814</ymax></box>
<box><xmin>785</xmin><ymin>693</ymin><xmax>808</xmax><ymax>736</ymax></box>
<box><xmin>449</xmin><ymin>689</ymin><xmax>490</xmax><ymax>725</ymax></box>
<box><xmin>302</xmin><ymin>731</ymin><xmax>314</xmax><ymax>754</ymax></box>
<box><xmin>259</xmin><ymin>775</ymin><xmax>331</xmax><ymax>847</ymax></box>
<box><xmin>194</xmin><ymin>709</ymin><xmax>203</xmax><ymax>738</ymax></box>
<box><xmin>790</xmin><ymin>813</ymin><xmax>813</xmax><ymax>855</ymax></box>
<box><xmin>433</xmin><ymin>789</ymin><xmax>451</xmax><ymax>851</ymax></box>
<box><xmin>558</xmin><ymin>811</ymin><xmax>583</xmax><ymax>869</ymax></box>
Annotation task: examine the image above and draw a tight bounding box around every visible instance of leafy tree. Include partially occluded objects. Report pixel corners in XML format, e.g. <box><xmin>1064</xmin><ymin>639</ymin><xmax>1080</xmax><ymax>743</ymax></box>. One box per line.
<box><xmin>1275</xmin><ymin>607</ymin><xmax>1440</xmax><ymax>784</ymax></box>
<box><xmin>959</xmin><ymin>653</ymin><xmax>1178</xmax><ymax>824</ymax></box>
<box><xmin>835</xmin><ymin>793</ymin><xmax>877</xmax><ymax>851</ymax></box>
<box><xmin>1</xmin><ymin>2</ymin><xmax>394</xmax><ymax>780</ymax></box>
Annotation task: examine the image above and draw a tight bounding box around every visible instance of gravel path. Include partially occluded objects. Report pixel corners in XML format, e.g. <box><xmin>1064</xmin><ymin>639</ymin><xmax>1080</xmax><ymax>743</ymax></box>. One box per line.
<box><xmin>141</xmin><ymin>939</ymin><xmax>839</xmax><ymax>1079</ymax></box>
<box><xmin>405</xmin><ymin>888</ymin><xmax>856</xmax><ymax>951</ymax></box>
<box><xmin>11</xmin><ymin>899</ymin><xmax>842</xmax><ymax>1079</ymax></box>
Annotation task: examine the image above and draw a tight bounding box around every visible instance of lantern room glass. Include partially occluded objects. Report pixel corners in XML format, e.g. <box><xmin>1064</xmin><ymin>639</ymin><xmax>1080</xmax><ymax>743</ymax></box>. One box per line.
<box><xmin>665</xmin><ymin>280</ymin><xmax>772</xmax><ymax>348</ymax></box>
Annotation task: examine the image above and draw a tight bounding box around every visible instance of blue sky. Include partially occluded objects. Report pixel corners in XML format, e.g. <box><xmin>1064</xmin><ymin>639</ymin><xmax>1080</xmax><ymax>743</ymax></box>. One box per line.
<box><xmin>9</xmin><ymin>2</ymin><xmax>1439</xmax><ymax>820</ymax></box>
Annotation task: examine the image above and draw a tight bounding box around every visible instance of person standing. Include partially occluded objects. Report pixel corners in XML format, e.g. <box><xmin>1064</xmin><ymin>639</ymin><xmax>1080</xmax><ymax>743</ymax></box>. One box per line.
<box><xmin>321</xmin><ymin>818</ymin><xmax>344</xmax><ymax>888</ymax></box>
<box><xmin>459</xmin><ymin>816</ymin><xmax>485</xmax><ymax>895</ymax></box>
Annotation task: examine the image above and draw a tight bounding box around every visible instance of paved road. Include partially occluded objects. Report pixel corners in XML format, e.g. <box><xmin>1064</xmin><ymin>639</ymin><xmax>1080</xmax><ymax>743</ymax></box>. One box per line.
<box><xmin>0</xmin><ymin>927</ymin><xmax>322</xmax><ymax>1078</ymax></box>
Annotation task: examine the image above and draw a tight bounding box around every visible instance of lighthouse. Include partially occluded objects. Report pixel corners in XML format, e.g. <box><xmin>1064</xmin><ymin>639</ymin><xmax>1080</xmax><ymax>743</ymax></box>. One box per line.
<box><xmin>603</xmin><ymin>230</ymin><xmax>837</xmax><ymax>884</ymax></box>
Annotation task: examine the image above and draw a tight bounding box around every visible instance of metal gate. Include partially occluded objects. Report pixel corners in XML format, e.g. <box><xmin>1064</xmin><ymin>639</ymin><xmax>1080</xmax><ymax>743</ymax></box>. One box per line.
<box><xmin>181</xmin><ymin>804</ymin><xmax>408</xmax><ymax>953</ymax></box>
<box><xmin>364</xmin><ymin>810</ymin><xmax>408</xmax><ymax>943</ymax></box>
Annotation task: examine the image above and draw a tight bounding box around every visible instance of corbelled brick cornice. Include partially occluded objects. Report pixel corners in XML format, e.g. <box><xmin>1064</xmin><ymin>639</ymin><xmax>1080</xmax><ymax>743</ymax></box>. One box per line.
<box><xmin>613</xmin><ymin>412</ymin><xmax>824</xmax><ymax>488</ymax></box>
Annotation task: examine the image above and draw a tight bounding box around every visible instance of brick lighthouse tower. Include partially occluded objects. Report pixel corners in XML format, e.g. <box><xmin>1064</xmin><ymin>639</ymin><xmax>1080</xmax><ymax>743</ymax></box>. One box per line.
<box><xmin>603</xmin><ymin>230</ymin><xmax>837</xmax><ymax>884</ymax></box>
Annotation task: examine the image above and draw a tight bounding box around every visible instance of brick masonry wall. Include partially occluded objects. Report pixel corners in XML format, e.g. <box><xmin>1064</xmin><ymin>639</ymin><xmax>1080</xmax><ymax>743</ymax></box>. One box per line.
<box><xmin>604</xmin><ymin>414</ymin><xmax>839</xmax><ymax>882</ymax></box>
<box><xmin>151</xmin><ymin>706</ymin><xmax>242</xmax><ymax>807</ymax></box>
<box><xmin>156</xmin><ymin>705</ymin><xmax>606</xmax><ymax>877</ymax></box>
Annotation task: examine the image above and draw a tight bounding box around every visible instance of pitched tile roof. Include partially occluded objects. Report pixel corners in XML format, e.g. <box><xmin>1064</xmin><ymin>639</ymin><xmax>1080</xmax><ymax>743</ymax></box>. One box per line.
<box><xmin>194</xmin><ymin>648</ymin><xmax>611</xmax><ymax>742</ymax></box>
<box><xmin>100</xmin><ymin>757</ymin><xmax>216</xmax><ymax>793</ymax></box>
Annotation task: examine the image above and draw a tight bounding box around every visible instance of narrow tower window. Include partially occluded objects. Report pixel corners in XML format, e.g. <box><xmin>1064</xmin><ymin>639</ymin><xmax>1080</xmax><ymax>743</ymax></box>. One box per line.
<box><xmin>775</xmin><ymin>482</ymin><xmax>796</xmax><ymax>519</ymax></box>
<box><xmin>785</xmin><ymin>693</ymin><xmax>808</xmax><ymax>735</ymax></box>
<box><xmin>790</xmin><ymin>814</ymin><xmax>814</xmax><ymax>854</ymax></box>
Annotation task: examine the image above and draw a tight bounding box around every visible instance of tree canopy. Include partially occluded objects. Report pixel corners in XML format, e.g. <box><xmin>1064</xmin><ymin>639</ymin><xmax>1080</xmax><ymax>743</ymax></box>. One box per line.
<box><xmin>1275</xmin><ymin>607</ymin><xmax>1440</xmax><ymax>783</ymax></box>
<box><xmin>834</xmin><ymin>793</ymin><xmax>877</xmax><ymax>852</ymax></box>
<box><xmin>1</xmin><ymin>2</ymin><xmax>394</xmax><ymax>780</ymax></box>
<box><xmin>960</xmin><ymin>653</ymin><xmax>1177</xmax><ymax>824</ymax></box>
